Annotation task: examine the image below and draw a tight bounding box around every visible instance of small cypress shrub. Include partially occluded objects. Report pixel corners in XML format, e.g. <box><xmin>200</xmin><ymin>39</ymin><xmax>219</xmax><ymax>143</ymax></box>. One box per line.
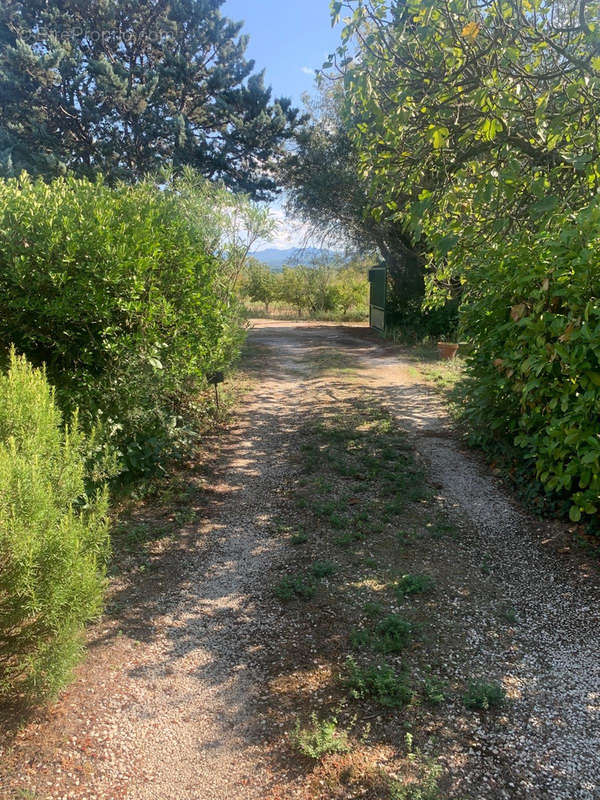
<box><xmin>0</xmin><ymin>351</ymin><xmax>110</xmax><ymax>702</ymax></box>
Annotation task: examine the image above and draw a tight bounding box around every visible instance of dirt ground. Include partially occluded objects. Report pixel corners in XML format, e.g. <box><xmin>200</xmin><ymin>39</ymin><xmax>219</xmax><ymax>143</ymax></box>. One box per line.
<box><xmin>1</xmin><ymin>320</ymin><xmax>598</xmax><ymax>800</ymax></box>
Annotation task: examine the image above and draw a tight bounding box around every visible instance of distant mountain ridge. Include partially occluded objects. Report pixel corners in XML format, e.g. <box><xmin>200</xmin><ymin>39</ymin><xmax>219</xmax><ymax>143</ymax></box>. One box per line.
<box><xmin>250</xmin><ymin>247</ymin><xmax>341</xmax><ymax>270</ymax></box>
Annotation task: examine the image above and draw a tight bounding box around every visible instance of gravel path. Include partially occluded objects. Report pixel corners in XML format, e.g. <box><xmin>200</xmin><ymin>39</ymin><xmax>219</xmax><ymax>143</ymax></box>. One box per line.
<box><xmin>354</xmin><ymin>332</ymin><xmax>600</xmax><ymax>800</ymax></box>
<box><xmin>1</xmin><ymin>320</ymin><xmax>598</xmax><ymax>800</ymax></box>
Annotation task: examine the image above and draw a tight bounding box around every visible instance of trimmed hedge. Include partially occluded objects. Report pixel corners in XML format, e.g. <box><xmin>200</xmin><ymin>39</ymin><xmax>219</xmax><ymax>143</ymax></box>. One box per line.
<box><xmin>0</xmin><ymin>351</ymin><xmax>109</xmax><ymax>701</ymax></box>
<box><xmin>0</xmin><ymin>172</ymin><xmax>245</xmax><ymax>478</ymax></box>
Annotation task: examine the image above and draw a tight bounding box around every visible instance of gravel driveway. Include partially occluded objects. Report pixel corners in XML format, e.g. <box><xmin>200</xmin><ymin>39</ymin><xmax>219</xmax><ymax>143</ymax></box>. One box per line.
<box><xmin>0</xmin><ymin>320</ymin><xmax>598</xmax><ymax>800</ymax></box>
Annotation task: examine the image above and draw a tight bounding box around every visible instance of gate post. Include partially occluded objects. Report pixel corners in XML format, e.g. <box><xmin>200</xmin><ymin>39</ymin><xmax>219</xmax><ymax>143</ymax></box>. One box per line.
<box><xmin>368</xmin><ymin>266</ymin><xmax>387</xmax><ymax>332</ymax></box>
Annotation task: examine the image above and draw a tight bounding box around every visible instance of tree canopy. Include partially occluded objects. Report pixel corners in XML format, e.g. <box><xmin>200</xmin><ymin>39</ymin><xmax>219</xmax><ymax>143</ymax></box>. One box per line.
<box><xmin>0</xmin><ymin>0</ymin><xmax>303</xmax><ymax>198</ymax></box>
<box><xmin>331</xmin><ymin>0</ymin><xmax>600</xmax><ymax>296</ymax></box>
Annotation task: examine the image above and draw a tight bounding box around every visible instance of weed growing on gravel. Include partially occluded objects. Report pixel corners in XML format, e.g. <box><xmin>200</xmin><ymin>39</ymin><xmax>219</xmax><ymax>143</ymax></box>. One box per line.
<box><xmin>350</xmin><ymin>628</ymin><xmax>372</xmax><ymax>649</ymax></box>
<box><xmin>174</xmin><ymin>508</ymin><xmax>196</xmax><ymax>526</ymax></box>
<box><xmin>374</xmin><ymin>615</ymin><xmax>413</xmax><ymax>653</ymax></box>
<box><xmin>292</xmin><ymin>713</ymin><xmax>350</xmax><ymax>760</ymax></box>
<box><xmin>274</xmin><ymin>574</ymin><xmax>317</xmax><ymax>602</ymax></box>
<box><xmin>499</xmin><ymin>606</ymin><xmax>518</xmax><ymax>624</ymax></box>
<box><xmin>396</xmin><ymin>574</ymin><xmax>435</xmax><ymax>598</ymax></box>
<box><xmin>397</xmin><ymin>529</ymin><xmax>418</xmax><ymax>545</ymax></box>
<box><xmin>311</xmin><ymin>560</ymin><xmax>337</xmax><ymax>579</ymax></box>
<box><xmin>344</xmin><ymin>657</ymin><xmax>413</xmax><ymax>708</ymax></box>
<box><xmin>422</xmin><ymin>677</ymin><xmax>447</xmax><ymax>705</ymax></box>
<box><xmin>463</xmin><ymin>681</ymin><xmax>506</xmax><ymax>710</ymax></box>
<box><xmin>350</xmin><ymin>615</ymin><xmax>412</xmax><ymax>654</ymax></box>
<box><xmin>287</xmin><ymin>400</ymin><xmax>455</xmax><ymax>788</ymax></box>
<box><xmin>112</xmin><ymin>520</ymin><xmax>172</xmax><ymax>558</ymax></box>
<box><xmin>335</xmin><ymin>529</ymin><xmax>365</xmax><ymax>548</ymax></box>
<box><xmin>427</xmin><ymin>520</ymin><xmax>457</xmax><ymax>540</ymax></box>
<box><xmin>329</xmin><ymin>512</ymin><xmax>348</xmax><ymax>530</ymax></box>
<box><xmin>363</xmin><ymin>601</ymin><xmax>383</xmax><ymax>618</ymax></box>
<box><xmin>122</xmin><ymin>524</ymin><xmax>148</xmax><ymax>552</ymax></box>
<box><xmin>385</xmin><ymin>498</ymin><xmax>407</xmax><ymax>517</ymax></box>
<box><xmin>389</xmin><ymin>763</ymin><xmax>442</xmax><ymax>800</ymax></box>
<box><xmin>291</xmin><ymin>532</ymin><xmax>309</xmax><ymax>545</ymax></box>
<box><xmin>314</xmin><ymin>501</ymin><xmax>348</xmax><ymax>530</ymax></box>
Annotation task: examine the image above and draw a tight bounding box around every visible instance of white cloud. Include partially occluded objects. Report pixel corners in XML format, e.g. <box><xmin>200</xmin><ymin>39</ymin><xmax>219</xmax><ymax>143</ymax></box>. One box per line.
<box><xmin>301</xmin><ymin>66</ymin><xmax>316</xmax><ymax>76</ymax></box>
<box><xmin>255</xmin><ymin>205</ymin><xmax>343</xmax><ymax>251</ymax></box>
<box><xmin>258</xmin><ymin>207</ymin><xmax>312</xmax><ymax>249</ymax></box>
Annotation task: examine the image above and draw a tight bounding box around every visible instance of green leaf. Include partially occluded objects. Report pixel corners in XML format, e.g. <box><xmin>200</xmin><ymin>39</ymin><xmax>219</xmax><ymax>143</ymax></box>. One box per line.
<box><xmin>586</xmin><ymin>371</ymin><xmax>600</xmax><ymax>386</ymax></box>
<box><xmin>430</xmin><ymin>126</ymin><xmax>449</xmax><ymax>149</ymax></box>
<box><xmin>569</xmin><ymin>506</ymin><xmax>582</xmax><ymax>522</ymax></box>
<box><xmin>479</xmin><ymin>117</ymin><xmax>503</xmax><ymax>141</ymax></box>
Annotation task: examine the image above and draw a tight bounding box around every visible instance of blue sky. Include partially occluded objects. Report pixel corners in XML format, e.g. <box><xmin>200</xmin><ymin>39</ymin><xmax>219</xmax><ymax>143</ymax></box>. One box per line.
<box><xmin>224</xmin><ymin>0</ymin><xmax>341</xmax><ymax>108</ymax></box>
<box><xmin>223</xmin><ymin>1</ymin><xmax>343</xmax><ymax>249</ymax></box>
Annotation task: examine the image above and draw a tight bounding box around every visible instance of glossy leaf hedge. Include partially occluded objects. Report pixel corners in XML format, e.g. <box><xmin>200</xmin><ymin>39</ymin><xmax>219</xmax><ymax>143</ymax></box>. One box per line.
<box><xmin>0</xmin><ymin>351</ymin><xmax>109</xmax><ymax>701</ymax></box>
<box><xmin>460</xmin><ymin>204</ymin><xmax>600</xmax><ymax>522</ymax></box>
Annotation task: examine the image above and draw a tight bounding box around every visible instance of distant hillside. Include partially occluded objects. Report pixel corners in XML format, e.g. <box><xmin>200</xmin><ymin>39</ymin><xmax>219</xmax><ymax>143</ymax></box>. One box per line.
<box><xmin>250</xmin><ymin>247</ymin><xmax>342</xmax><ymax>270</ymax></box>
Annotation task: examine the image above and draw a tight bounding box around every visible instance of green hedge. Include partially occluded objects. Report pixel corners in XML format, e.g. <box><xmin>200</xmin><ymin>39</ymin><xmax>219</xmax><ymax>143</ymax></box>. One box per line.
<box><xmin>0</xmin><ymin>173</ymin><xmax>244</xmax><ymax>478</ymax></box>
<box><xmin>460</xmin><ymin>202</ymin><xmax>600</xmax><ymax>523</ymax></box>
<box><xmin>0</xmin><ymin>351</ymin><xmax>109</xmax><ymax>701</ymax></box>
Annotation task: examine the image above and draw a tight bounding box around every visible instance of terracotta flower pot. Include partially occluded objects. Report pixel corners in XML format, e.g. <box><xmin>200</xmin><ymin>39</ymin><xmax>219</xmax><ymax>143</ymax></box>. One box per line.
<box><xmin>437</xmin><ymin>341</ymin><xmax>459</xmax><ymax>360</ymax></box>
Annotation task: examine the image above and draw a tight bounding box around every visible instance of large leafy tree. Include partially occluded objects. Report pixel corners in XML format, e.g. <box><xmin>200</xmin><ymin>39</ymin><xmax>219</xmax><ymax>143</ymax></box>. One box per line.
<box><xmin>0</xmin><ymin>0</ymin><xmax>302</xmax><ymax>198</ymax></box>
<box><xmin>282</xmin><ymin>86</ymin><xmax>425</xmax><ymax>300</ymax></box>
<box><xmin>332</xmin><ymin>0</ymin><xmax>600</xmax><ymax>293</ymax></box>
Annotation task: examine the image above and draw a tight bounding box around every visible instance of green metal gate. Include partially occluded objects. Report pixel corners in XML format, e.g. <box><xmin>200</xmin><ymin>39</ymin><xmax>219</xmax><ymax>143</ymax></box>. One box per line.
<box><xmin>368</xmin><ymin>266</ymin><xmax>387</xmax><ymax>332</ymax></box>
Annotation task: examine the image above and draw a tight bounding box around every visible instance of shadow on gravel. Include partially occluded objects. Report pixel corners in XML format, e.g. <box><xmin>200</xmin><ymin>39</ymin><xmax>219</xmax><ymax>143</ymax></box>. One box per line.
<box><xmin>4</xmin><ymin>323</ymin><xmax>598</xmax><ymax>800</ymax></box>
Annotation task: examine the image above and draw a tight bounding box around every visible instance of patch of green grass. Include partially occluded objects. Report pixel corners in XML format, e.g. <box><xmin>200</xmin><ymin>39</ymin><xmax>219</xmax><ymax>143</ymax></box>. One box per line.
<box><xmin>363</xmin><ymin>600</ymin><xmax>383</xmax><ymax>618</ymax></box>
<box><xmin>384</xmin><ymin>498</ymin><xmax>407</xmax><ymax>517</ymax></box>
<box><xmin>292</xmin><ymin>713</ymin><xmax>350</xmax><ymax>760</ymax></box>
<box><xmin>364</xmin><ymin>556</ymin><xmax>378</xmax><ymax>569</ymax></box>
<box><xmin>463</xmin><ymin>681</ymin><xmax>505</xmax><ymax>711</ymax></box>
<box><xmin>334</xmin><ymin>529</ymin><xmax>365</xmax><ymax>548</ymax></box>
<box><xmin>350</xmin><ymin>628</ymin><xmax>372</xmax><ymax>649</ymax></box>
<box><xmin>344</xmin><ymin>657</ymin><xmax>413</xmax><ymax>708</ymax></box>
<box><xmin>311</xmin><ymin>560</ymin><xmax>337</xmax><ymax>579</ymax></box>
<box><xmin>396</xmin><ymin>574</ymin><xmax>435</xmax><ymax>598</ymax></box>
<box><xmin>426</xmin><ymin>520</ymin><xmax>458</xmax><ymax>540</ymax></box>
<box><xmin>274</xmin><ymin>574</ymin><xmax>317</xmax><ymax>602</ymax></box>
<box><xmin>397</xmin><ymin>529</ymin><xmax>418</xmax><ymax>545</ymax></box>
<box><xmin>291</xmin><ymin>531</ymin><xmax>309</xmax><ymax>545</ymax></box>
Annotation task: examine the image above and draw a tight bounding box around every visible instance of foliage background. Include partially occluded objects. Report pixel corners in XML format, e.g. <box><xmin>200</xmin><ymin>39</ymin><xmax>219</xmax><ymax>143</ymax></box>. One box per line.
<box><xmin>325</xmin><ymin>0</ymin><xmax>600</xmax><ymax>522</ymax></box>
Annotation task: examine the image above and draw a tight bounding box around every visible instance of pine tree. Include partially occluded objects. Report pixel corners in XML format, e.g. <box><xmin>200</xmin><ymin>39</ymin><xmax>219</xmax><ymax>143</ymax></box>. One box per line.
<box><xmin>0</xmin><ymin>0</ymin><xmax>301</xmax><ymax>198</ymax></box>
